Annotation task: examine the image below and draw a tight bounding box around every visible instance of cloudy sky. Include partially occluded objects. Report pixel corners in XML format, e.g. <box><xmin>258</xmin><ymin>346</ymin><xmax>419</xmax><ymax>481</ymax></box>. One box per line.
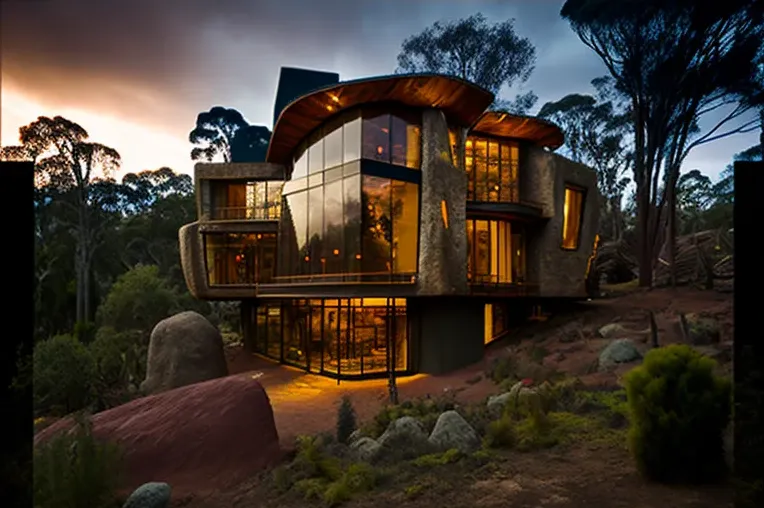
<box><xmin>1</xmin><ymin>0</ymin><xmax>758</xmax><ymax>182</ymax></box>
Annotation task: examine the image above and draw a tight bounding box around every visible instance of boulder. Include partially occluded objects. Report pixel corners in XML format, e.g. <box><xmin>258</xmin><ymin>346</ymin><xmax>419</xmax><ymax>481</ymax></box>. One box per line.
<box><xmin>486</xmin><ymin>392</ymin><xmax>514</xmax><ymax>417</ymax></box>
<box><xmin>347</xmin><ymin>429</ymin><xmax>365</xmax><ymax>445</ymax></box>
<box><xmin>35</xmin><ymin>375</ymin><xmax>282</xmax><ymax>496</ymax></box>
<box><xmin>598</xmin><ymin>339</ymin><xmax>642</xmax><ymax>371</ymax></box>
<box><xmin>349</xmin><ymin>437</ymin><xmax>381</xmax><ymax>462</ymax></box>
<box><xmin>141</xmin><ymin>311</ymin><xmax>228</xmax><ymax>395</ymax></box>
<box><xmin>684</xmin><ymin>314</ymin><xmax>721</xmax><ymax>345</ymax></box>
<box><xmin>428</xmin><ymin>410</ymin><xmax>480</xmax><ymax>454</ymax></box>
<box><xmin>377</xmin><ymin>416</ymin><xmax>431</xmax><ymax>460</ymax></box>
<box><xmin>122</xmin><ymin>482</ymin><xmax>171</xmax><ymax>508</ymax></box>
<box><xmin>598</xmin><ymin>323</ymin><xmax>628</xmax><ymax>338</ymax></box>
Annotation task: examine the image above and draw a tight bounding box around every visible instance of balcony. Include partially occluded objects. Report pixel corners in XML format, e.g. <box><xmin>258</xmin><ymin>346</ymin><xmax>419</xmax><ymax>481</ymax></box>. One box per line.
<box><xmin>211</xmin><ymin>205</ymin><xmax>280</xmax><ymax>221</ymax></box>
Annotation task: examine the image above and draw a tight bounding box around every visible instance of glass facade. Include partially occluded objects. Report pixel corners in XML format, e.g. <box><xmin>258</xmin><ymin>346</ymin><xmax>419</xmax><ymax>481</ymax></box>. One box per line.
<box><xmin>462</xmin><ymin>136</ymin><xmax>520</xmax><ymax>203</ymax></box>
<box><xmin>210</xmin><ymin>180</ymin><xmax>284</xmax><ymax>220</ymax></box>
<box><xmin>278</xmin><ymin>106</ymin><xmax>421</xmax><ymax>283</ymax></box>
<box><xmin>204</xmin><ymin>233</ymin><xmax>277</xmax><ymax>285</ymax></box>
<box><xmin>562</xmin><ymin>186</ymin><xmax>585</xmax><ymax>250</ymax></box>
<box><xmin>253</xmin><ymin>298</ymin><xmax>409</xmax><ymax>377</ymax></box>
<box><xmin>466</xmin><ymin>220</ymin><xmax>526</xmax><ymax>284</ymax></box>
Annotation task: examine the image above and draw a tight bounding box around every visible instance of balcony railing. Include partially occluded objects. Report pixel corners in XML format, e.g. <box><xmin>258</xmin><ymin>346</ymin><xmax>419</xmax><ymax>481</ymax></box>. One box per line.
<box><xmin>270</xmin><ymin>272</ymin><xmax>417</xmax><ymax>285</ymax></box>
<box><xmin>211</xmin><ymin>206</ymin><xmax>280</xmax><ymax>221</ymax></box>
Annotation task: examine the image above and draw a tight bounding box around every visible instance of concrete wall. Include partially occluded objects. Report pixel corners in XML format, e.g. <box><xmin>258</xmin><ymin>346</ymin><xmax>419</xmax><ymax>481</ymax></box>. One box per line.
<box><xmin>194</xmin><ymin>162</ymin><xmax>286</xmax><ymax>220</ymax></box>
<box><xmin>410</xmin><ymin>297</ymin><xmax>485</xmax><ymax>375</ymax></box>
<box><xmin>416</xmin><ymin>109</ymin><xmax>469</xmax><ymax>295</ymax></box>
<box><xmin>523</xmin><ymin>146</ymin><xmax>600</xmax><ymax>298</ymax></box>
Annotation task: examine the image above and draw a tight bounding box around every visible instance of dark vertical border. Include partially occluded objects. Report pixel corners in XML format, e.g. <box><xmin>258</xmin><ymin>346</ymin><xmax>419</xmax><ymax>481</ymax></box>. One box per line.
<box><xmin>733</xmin><ymin>160</ymin><xmax>764</xmax><ymax>508</ymax></box>
<box><xmin>0</xmin><ymin>162</ymin><xmax>35</xmax><ymax>507</ymax></box>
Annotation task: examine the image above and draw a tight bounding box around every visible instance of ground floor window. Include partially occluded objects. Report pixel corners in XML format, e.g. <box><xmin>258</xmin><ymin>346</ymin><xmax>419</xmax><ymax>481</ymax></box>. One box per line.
<box><xmin>252</xmin><ymin>297</ymin><xmax>409</xmax><ymax>377</ymax></box>
<box><xmin>484</xmin><ymin>302</ymin><xmax>508</xmax><ymax>345</ymax></box>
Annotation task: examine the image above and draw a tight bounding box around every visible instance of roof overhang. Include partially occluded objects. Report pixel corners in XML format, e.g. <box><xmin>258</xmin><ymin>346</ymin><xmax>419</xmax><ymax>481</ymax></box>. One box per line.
<box><xmin>471</xmin><ymin>111</ymin><xmax>565</xmax><ymax>150</ymax></box>
<box><xmin>266</xmin><ymin>73</ymin><xmax>495</xmax><ymax>165</ymax></box>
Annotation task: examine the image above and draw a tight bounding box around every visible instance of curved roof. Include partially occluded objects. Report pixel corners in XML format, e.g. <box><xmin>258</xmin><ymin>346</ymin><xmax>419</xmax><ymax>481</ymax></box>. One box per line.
<box><xmin>470</xmin><ymin>111</ymin><xmax>565</xmax><ymax>150</ymax></box>
<box><xmin>266</xmin><ymin>73</ymin><xmax>495</xmax><ymax>165</ymax></box>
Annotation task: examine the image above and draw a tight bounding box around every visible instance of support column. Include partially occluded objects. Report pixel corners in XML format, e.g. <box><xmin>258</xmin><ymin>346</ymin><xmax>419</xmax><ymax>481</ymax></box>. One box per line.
<box><xmin>240</xmin><ymin>300</ymin><xmax>256</xmax><ymax>352</ymax></box>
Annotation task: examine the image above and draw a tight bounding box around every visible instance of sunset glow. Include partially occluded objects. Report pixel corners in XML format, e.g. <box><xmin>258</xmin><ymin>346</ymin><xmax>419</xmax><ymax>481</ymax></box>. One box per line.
<box><xmin>1</xmin><ymin>87</ymin><xmax>193</xmax><ymax>179</ymax></box>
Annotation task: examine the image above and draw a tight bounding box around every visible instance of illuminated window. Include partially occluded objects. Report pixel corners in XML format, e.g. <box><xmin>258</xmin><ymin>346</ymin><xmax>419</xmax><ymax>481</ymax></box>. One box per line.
<box><xmin>210</xmin><ymin>180</ymin><xmax>283</xmax><ymax>220</ymax></box>
<box><xmin>463</xmin><ymin>135</ymin><xmax>520</xmax><ymax>202</ymax></box>
<box><xmin>466</xmin><ymin>220</ymin><xmax>522</xmax><ymax>284</ymax></box>
<box><xmin>204</xmin><ymin>233</ymin><xmax>277</xmax><ymax>285</ymax></box>
<box><xmin>562</xmin><ymin>186</ymin><xmax>585</xmax><ymax>250</ymax></box>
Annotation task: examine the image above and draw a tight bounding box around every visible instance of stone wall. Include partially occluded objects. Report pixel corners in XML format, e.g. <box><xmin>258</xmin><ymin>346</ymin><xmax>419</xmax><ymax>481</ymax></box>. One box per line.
<box><xmin>523</xmin><ymin>146</ymin><xmax>599</xmax><ymax>298</ymax></box>
<box><xmin>416</xmin><ymin>109</ymin><xmax>469</xmax><ymax>295</ymax></box>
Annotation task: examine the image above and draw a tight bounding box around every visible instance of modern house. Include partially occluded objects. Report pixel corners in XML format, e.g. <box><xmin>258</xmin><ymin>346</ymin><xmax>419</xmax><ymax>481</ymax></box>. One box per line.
<box><xmin>179</xmin><ymin>67</ymin><xmax>599</xmax><ymax>379</ymax></box>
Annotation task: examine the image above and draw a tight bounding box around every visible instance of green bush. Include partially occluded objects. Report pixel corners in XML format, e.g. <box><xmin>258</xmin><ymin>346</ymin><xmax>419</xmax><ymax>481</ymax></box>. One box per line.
<box><xmin>88</xmin><ymin>328</ymin><xmax>143</xmax><ymax>411</ymax></box>
<box><xmin>624</xmin><ymin>344</ymin><xmax>731</xmax><ymax>483</ymax></box>
<box><xmin>365</xmin><ymin>396</ymin><xmax>455</xmax><ymax>438</ymax></box>
<box><xmin>484</xmin><ymin>417</ymin><xmax>516</xmax><ymax>448</ymax></box>
<box><xmin>336</xmin><ymin>395</ymin><xmax>357</xmax><ymax>444</ymax></box>
<box><xmin>34</xmin><ymin>415</ymin><xmax>122</xmax><ymax>508</ymax></box>
<box><xmin>33</xmin><ymin>335</ymin><xmax>95</xmax><ymax>416</ymax></box>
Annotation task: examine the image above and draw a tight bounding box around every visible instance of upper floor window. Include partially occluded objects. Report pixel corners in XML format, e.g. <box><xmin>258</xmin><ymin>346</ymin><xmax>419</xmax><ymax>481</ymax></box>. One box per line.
<box><xmin>464</xmin><ymin>135</ymin><xmax>520</xmax><ymax>203</ymax></box>
<box><xmin>562</xmin><ymin>185</ymin><xmax>585</xmax><ymax>250</ymax></box>
<box><xmin>210</xmin><ymin>180</ymin><xmax>284</xmax><ymax>220</ymax></box>
<box><xmin>291</xmin><ymin>107</ymin><xmax>421</xmax><ymax>182</ymax></box>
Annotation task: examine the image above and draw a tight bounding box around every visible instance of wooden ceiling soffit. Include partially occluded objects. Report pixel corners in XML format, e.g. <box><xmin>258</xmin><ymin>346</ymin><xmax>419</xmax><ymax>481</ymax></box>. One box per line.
<box><xmin>266</xmin><ymin>74</ymin><xmax>495</xmax><ymax>165</ymax></box>
<box><xmin>471</xmin><ymin>111</ymin><xmax>565</xmax><ymax>150</ymax></box>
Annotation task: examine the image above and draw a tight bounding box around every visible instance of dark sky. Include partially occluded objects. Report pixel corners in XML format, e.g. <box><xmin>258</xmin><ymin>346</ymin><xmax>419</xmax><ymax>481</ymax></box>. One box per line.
<box><xmin>1</xmin><ymin>0</ymin><xmax>757</xmax><ymax>178</ymax></box>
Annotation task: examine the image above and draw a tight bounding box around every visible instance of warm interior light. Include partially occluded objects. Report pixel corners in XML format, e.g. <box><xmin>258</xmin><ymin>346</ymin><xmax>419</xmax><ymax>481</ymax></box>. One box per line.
<box><xmin>304</xmin><ymin>256</ymin><xmax>310</xmax><ymax>262</ymax></box>
<box><xmin>440</xmin><ymin>200</ymin><xmax>449</xmax><ymax>229</ymax></box>
<box><xmin>330</xmin><ymin>94</ymin><xmax>340</xmax><ymax>103</ymax></box>
<box><xmin>321</xmin><ymin>258</ymin><xmax>326</xmax><ymax>263</ymax></box>
<box><xmin>381</xmin><ymin>127</ymin><xmax>389</xmax><ymax>133</ymax></box>
<box><xmin>257</xmin><ymin>234</ymin><xmax>262</xmax><ymax>239</ymax></box>
<box><xmin>355</xmin><ymin>254</ymin><xmax>362</xmax><ymax>260</ymax></box>
<box><xmin>326</xmin><ymin>105</ymin><xmax>334</xmax><ymax>111</ymax></box>
<box><xmin>376</xmin><ymin>145</ymin><xmax>384</xmax><ymax>155</ymax></box>
<box><xmin>333</xmin><ymin>249</ymin><xmax>340</xmax><ymax>256</ymax></box>
<box><xmin>466</xmin><ymin>140</ymin><xmax>473</xmax><ymax>148</ymax></box>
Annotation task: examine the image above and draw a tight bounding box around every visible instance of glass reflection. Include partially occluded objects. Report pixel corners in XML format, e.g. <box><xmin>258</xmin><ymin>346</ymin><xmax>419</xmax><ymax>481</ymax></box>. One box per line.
<box><xmin>308</xmin><ymin>132</ymin><xmax>324</xmax><ymax>174</ymax></box>
<box><xmin>466</xmin><ymin>219</ymin><xmax>524</xmax><ymax>284</ymax></box>
<box><xmin>204</xmin><ymin>233</ymin><xmax>277</xmax><ymax>285</ymax></box>
<box><xmin>343</xmin><ymin>113</ymin><xmax>362</xmax><ymax>163</ymax></box>
<box><xmin>324</xmin><ymin>124</ymin><xmax>343</xmax><ymax>170</ymax></box>
<box><xmin>361</xmin><ymin>175</ymin><xmax>392</xmax><ymax>274</ymax></box>
<box><xmin>362</xmin><ymin>114</ymin><xmax>391</xmax><ymax>163</ymax></box>
<box><xmin>343</xmin><ymin>174</ymin><xmax>362</xmax><ymax>274</ymax></box>
<box><xmin>286</xmin><ymin>191</ymin><xmax>309</xmax><ymax>275</ymax></box>
<box><xmin>323</xmin><ymin>180</ymin><xmax>344</xmax><ymax>274</ymax></box>
<box><xmin>308</xmin><ymin>187</ymin><xmax>324</xmax><ymax>274</ymax></box>
<box><xmin>293</xmin><ymin>144</ymin><xmax>308</xmax><ymax>180</ymax></box>
<box><xmin>391</xmin><ymin>115</ymin><xmax>421</xmax><ymax>169</ymax></box>
<box><xmin>392</xmin><ymin>180</ymin><xmax>419</xmax><ymax>273</ymax></box>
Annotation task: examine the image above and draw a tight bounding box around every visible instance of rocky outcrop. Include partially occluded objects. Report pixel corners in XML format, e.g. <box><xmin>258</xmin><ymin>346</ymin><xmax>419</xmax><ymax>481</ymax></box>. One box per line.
<box><xmin>35</xmin><ymin>375</ymin><xmax>282</xmax><ymax>495</ymax></box>
<box><xmin>141</xmin><ymin>311</ymin><xmax>228</xmax><ymax>395</ymax></box>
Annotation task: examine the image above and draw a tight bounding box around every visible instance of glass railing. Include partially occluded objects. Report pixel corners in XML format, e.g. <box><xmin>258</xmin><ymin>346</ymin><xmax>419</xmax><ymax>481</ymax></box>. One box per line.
<box><xmin>210</xmin><ymin>206</ymin><xmax>281</xmax><ymax>221</ymax></box>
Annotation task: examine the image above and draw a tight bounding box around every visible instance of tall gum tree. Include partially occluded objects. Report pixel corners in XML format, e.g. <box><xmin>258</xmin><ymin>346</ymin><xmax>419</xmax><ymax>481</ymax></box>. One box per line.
<box><xmin>561</xmin><ymin>0</ymin><xmax>764</xmax><ymax>286</ymax></box>
<box><xmin>395</xmin><ymin>13</ymin><xmax>538</xmax><ymax>114</ymax></box>
<box><xmin>2</xmin><ymin>116</ymin><xmax>121</xmax><ymax>324</ymax></box>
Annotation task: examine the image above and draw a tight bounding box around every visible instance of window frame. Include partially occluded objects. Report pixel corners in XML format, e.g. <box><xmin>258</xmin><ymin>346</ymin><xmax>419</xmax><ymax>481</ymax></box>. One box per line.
<box><xmin>560</xmin><ymin>183</ymin><xmax>587</xmax><ymax>251</ymax></box>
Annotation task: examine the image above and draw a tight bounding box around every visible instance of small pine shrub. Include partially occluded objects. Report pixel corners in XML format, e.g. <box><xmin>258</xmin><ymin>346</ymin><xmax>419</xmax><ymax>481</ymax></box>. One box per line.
<box><xmin>33</xmin><ymin>335</ymin><xmax>96</xmax><ymax>416</ymax></box>
<box><xmin>484</xmin><ymin>417</ymin><xmax>516</xmax><ymax>448</ymax></box>
<box><xmin>336</xmin><ymin>395</ymin><xmax>357</xmax><ymax>444</ymax></box>
<box><xmin>33</xmin><ymin>415</ymin><xmax>122</xmax><ymax>508</ymax></box>
<box><xmin>624</xmin><ymin>344</ymin><xmax>731</xmax><ymax>483</ymax></box>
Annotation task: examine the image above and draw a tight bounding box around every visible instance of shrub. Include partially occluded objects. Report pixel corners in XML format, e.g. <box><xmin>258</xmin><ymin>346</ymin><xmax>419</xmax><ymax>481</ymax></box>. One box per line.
<box><xmin>336</xmin><ymin>395</ymin><xmax>357</xmax><ymax>444</ymax></box>
<box><xmin>484</xmin><ymin>417</ymin><xmax>516</xmax><ymax>448</ymax></box>
<box><xmin>33</xmin><ymin>335</ymin><xmax>95</xmax><ymax>416</ymax></box>
<box><xmin>365</xmin><ymin>396</ymin><xmax>455</xmax><ymax>438</ymax></box>
<box><xmin>412</xmin><ymin>448</ymin><xmax>463</xmax><ymax>467</ymax></box>
<box><xmin>34</xmin><ymin>415</ymin><xmax>122</xmax><ymax>508</ymax></box>
<box><xmin>624</xmin><ymin>344</ymin><xmax>731</xmax><ymax>483</ymax></box>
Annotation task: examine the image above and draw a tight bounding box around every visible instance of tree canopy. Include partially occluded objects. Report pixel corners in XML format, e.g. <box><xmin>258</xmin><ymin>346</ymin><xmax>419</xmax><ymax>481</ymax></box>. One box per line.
<box><xmin>396</xmin><ymin>13</ymin><xmax>538</xmax><ymax>114</ymax></box>
<box><xmin>189</xmin><ymin>106</ymin><xmax>271</xmax><ymax>163</ymax></box>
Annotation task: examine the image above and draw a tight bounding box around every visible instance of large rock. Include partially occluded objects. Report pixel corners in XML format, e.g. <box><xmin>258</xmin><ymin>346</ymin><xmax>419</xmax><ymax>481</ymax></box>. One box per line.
<box><xmin>35</xmin><ymin>375</ymin><xmax>282</xmax><ymax>496</ymax></box>
<box><xmin>141</xmin><ymin>311</ymin><xmax>228</xmax><ymax>395</ymax></box>
<box><xmin>122</xmin><ymin>482</ymin><xmax>171</xmax><ymax>508</ymax></box>
<box><xmin>428</xmin><ymin>410</ymin><xmax>480</xmax><ymax>454</ymax></box>
<box><xmin>684</xmin><ymin>314</ymin><xmax>721</xmax><ymax>345</ymax></box>
<box><xmin>377</xmin><ymin>416</ymin><xmax>431</xmax><ymax>460</ymax></box>
<box><xmin>598</xmin><ymin>339</ymin><xmax>642</xmax><ymax>371</ymax></box>
<box><xmin>349</xmin><ymin>437</ymin><xmax>381</xmax><ymax>462</ymax></box>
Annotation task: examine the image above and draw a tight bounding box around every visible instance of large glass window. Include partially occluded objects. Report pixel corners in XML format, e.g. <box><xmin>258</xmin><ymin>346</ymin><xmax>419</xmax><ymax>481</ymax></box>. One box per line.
<box><xmin>463</xmin><ymin>136</ymin><xmax>520</xmax><ymax>202</ymax></box>
<box><xmin>466</xmin><ymin>220</ymin><xmax>524</xmax><ymax>284</ymax></box>
<box><xmin>204</xmin><ymin>233</ymin><xmax>277</xmax><ymax>285</ymax></box>
<box><xmin>264</xmin><ymin>298</ymin><xmax>408</xmax><ymax>377</ymax></box>
<box><xmin>290</xmin><ymin>107</ymin><xmax>421</xmax><ymax>188</ymax></box>
<box><xmin>363</xmin><ymin>113</ymin><xmax>391</xmax><ymax>163</ymax></box>
<box><xmin>562</xmin><ymin>186</ymin><xmax>585</xmax><ymax>250</ymax></box>
<box><xmin>277</xmin><ymin>170</ymin><xmax>418</xmax><ymax>282</ymax></box>
<box><xmin>210</xmin><ymin>180</ymin><xmax>283</xmax><ymax>220</ymax></box>
<box><xmin>361</xmin><ymin>175</ymin><xmax>392</xmax><ymax>274</ymax></box>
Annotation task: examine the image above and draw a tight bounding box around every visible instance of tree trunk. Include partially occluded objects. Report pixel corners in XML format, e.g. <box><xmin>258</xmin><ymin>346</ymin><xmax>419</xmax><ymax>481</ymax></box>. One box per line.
<box><xmin>667</xmin><ymin>180</ymin><xmax>678</xmax><ymax>288</ymax></box>
<box><xmin>637</xmin><ymin>185</ymin><xmax>653</xmax><ymax>287</ymax></box>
